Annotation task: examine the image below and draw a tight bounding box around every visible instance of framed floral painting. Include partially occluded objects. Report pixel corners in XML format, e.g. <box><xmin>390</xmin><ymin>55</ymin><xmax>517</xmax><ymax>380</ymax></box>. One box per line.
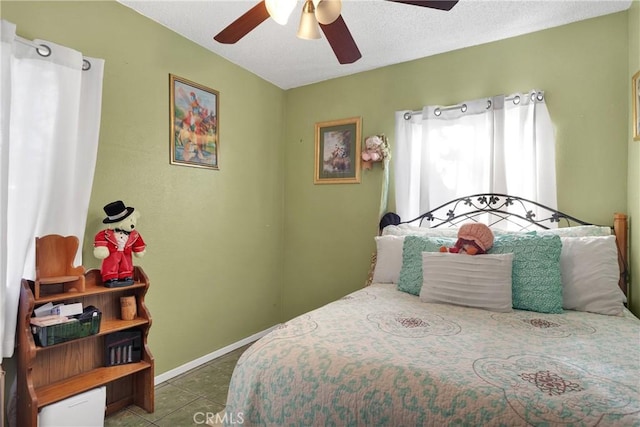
<box><xmin>314</xmin><ymin>117</ymin><xmax>362</xmax><ymax>184</ymax></box>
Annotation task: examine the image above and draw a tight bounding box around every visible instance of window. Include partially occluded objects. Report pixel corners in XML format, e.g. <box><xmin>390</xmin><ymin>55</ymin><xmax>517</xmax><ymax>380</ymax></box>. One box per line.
<box><xmin>394</xmin><ymin>91</ymin><xmax>556</xmax><ymax>227</ymax></box>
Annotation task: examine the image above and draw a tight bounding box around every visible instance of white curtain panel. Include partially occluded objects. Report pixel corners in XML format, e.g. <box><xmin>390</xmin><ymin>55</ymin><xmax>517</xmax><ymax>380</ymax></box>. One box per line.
<box><xmin>0</xmin><ymin>20</ymin><xmax>104</xmax><ymax>358</ymax></box>
<box><xmin>394</xmin><ymin>91</ymin><xmax>556</xmax><ymax>225</ymax></box>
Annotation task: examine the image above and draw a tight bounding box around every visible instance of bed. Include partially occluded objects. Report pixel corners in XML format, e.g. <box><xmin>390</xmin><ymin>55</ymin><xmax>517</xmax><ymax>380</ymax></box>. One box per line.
<box><xmin>224</xmin><ymin>194</ymin><xmax>639</xmax><ymax>426</ymax></box>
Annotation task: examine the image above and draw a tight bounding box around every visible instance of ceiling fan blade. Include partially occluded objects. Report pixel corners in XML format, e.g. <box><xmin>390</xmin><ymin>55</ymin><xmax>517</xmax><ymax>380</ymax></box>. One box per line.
<box><xmin>214</xmin><ymin>1</ymin><xmax>270</xmax><ymax>44</ymax></box>
<box><xmin>319</xmin><ymin>15</ymin><xmax>362</xmax><ymax>64</ymax></box>
<box><xmin>386</xmin><ymin>0</ymin><xmax>459</xmax><ymax>12</ymax></box>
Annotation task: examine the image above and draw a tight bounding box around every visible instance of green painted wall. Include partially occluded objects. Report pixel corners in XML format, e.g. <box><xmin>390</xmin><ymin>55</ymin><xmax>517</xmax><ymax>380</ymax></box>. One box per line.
<box><xmin>627</xmin><ymin>0</ymin><xmax>640</xmax><ymax>315</ymax></box>
<box><xmin>1</xmin><ymin>1</ymin><xmax>286</xmax><ymax>374</ymax></box>
<box><xmin>1</xmin><ymin>1</ymin><xmax>634</xmax><ymax>385</ymax></box>
<box><xmin>283</xmin><ymin>11</ymin><xmax>630</xmax><ymax>319</ymax></box>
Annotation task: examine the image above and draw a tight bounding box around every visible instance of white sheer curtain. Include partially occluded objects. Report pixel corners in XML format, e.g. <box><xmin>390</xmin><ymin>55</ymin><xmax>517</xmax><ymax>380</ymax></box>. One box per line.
<box><xmin>0</xmin><ymin>20</ymin><xmax>104</xmax><ymax>358</ymax></box>
<box><xmin>394</xmin><ymin>91</ymin><xmax>556</xmax><ymax>224</ymax></box>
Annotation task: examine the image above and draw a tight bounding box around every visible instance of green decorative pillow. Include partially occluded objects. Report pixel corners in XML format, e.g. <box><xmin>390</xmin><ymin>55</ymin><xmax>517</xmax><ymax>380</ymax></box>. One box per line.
<box><xmin>489</xmin><ymin>233</ymin><xmax>563</xmax><ymax>313</ymax></box>
<box><xmin>397</xmin><ymin>235</ymin><xmax>456</xmax><ymax>295</ymax></box>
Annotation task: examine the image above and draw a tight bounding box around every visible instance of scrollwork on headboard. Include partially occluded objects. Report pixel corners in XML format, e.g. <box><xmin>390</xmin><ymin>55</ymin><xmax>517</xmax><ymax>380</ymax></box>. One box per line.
<box><xmin>379</xmin><ymin>193</ymin><xmax>629</xmax><ymax>298</ymax></box>
<box><xmin>382</xmin><ymin>193</ymin><xmax>592</xmax><ymax>231</ymax></box>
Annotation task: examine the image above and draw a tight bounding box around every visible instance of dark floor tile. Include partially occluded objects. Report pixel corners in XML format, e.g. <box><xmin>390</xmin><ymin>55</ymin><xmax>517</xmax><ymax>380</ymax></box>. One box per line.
<box><xmin>207</xmin><ymin>350</ymin><xmax>244</xmax><ymax>373</ymax></box>
<box><xmin>104</xmin><ymin>408</ymin><xmax>156</xmax><ymax>427</ymax></box>
<box><xmin>168</xmin><ymin>363</ymin><xmax>233</xmax><ymax>405</ymax></box>
<box><xmin>153</xmin><ymin>397</ymin><xmax>225</xmax><ymax>427</ymax></box>
<box><xmin>130</xmin><ymin>382</ymin><xmax>200</xmax><ymax>422</ymax></box>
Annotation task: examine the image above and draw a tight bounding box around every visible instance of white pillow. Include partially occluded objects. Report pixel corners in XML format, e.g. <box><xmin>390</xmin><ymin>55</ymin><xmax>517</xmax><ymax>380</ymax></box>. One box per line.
<box><xmin>382</xmin><ymin>224</ymin><xmax>459</xmax><ymax>238</ymax></box>
<box><xmin>371</xmin><ymin>235</ymin><xmax>405</xmax><ymax>283</ymax></box>
<box><xmin>382</xmin><ymin>222</ymin><xmax>550</xmax><ymax>238</ymax></box>
<box><xmin>539</xmin><ymin>225</ymin><xmax>611</xmax><ymax>237</ymax></box>
<box><xmin>420</xmin><ymin>252</ymin><xmax>514</xmax><ymax>312</ymax></box>
<box><xmin>560</xmin><ymin>235</ymin><xmax>626</xmax><ymax>315</ymax></box>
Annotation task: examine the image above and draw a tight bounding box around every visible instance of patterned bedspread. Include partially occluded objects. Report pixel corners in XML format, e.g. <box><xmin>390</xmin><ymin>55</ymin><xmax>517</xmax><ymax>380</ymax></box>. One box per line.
<box><xmin>225</xmin><ymin>284</ymin><xmax>640</xmax><ymax>426</ymax></box>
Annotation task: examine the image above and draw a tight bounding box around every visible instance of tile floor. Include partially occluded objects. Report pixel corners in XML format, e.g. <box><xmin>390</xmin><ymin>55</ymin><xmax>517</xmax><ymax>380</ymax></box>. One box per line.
<box><xmin>104</xmin><ymin>344</ymin><xmax>251</xmax><ymax>427</ymax></box>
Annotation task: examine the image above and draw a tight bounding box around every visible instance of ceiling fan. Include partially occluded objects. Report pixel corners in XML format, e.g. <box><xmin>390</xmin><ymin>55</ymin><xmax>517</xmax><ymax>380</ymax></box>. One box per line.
<box><xmin>214</xmin><ymin>0</ymin><xmax>459</xmax><ymax>65</ymax></box>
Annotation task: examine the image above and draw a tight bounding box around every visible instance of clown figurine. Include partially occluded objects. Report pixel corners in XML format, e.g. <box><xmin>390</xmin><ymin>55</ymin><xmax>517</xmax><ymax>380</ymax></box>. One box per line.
<box><xmin>94</xmin><ymin>200</ymin><xmax>146</xmax><ymax>287</ymax></box>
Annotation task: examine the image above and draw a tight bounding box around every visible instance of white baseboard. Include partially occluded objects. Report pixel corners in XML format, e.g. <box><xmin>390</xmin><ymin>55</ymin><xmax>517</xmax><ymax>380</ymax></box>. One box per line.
<box><xmin>154</xmin><ymin>326</ymin><xmax>277</xmax><ymax>385</ymax></box>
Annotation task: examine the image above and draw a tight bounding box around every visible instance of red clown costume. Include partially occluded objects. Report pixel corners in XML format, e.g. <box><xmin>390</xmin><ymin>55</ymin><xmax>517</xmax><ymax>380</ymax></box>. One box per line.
<box><xmin>94</xmin><ymin>201</ymin><xmax>146</xmax><ymax>286</ymax></box>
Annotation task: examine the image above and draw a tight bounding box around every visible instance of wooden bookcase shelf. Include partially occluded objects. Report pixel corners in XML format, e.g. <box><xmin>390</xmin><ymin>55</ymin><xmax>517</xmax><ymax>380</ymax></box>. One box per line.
<box><xmin>17</xmin><ymin>267</ymin><xmax>154</xmax><ymax>426</ymax></box>
<box><xmin>33</xmin><ymin>282</ymin><xmax>147</xmax><ymax>305</ymax></box>
<box><xmin>33</xmin><ymin>317</ymin><xmax>149</xmax><ymax>354</ymax></box>
<box><xmin>36</xmin><ymin>362</ymin><xmax>152</xmax><ymax>408</ymax></box>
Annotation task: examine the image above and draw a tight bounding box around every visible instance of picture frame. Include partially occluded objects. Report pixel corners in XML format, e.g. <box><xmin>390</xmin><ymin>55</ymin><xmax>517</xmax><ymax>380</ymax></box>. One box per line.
<box><xmin>314</xmin><ymin>117</ymin><xmax>362</xmax><ymax>184</ymax></box>
<box><xmin>633</xmin><ymin>70</ymin><xmax>640</xmax><ymax>142</ymax></box>
<box><xmin>169</xmin><ymin>74</ymin><xmax>219</xmax><ymax>169</ymax></box>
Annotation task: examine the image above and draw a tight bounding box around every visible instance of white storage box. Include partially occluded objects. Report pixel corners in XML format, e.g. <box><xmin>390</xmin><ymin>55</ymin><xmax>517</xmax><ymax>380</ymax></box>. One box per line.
<box><xmin>38</xmin><ymin>386</ymin><xmax>106</xmax><ymax>427</ymax></box>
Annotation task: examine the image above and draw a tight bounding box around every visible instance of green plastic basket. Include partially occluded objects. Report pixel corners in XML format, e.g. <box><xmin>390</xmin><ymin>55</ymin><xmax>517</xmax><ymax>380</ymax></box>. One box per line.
<box><xmin>32</xmin><ymin>314</ymin><xmax>101</xmax><ymax>347</ymax></box>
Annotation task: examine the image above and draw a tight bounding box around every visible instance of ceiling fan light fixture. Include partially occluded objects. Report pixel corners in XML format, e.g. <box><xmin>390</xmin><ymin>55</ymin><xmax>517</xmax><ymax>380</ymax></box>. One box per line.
<box><xmin>297</xmin><ymin>0</ymin><xmax>321</xmax><ymax>40</ymax></box>
<box><xmin>265</xmin><ymin>0</ymin><xmax>297</xmax><ymax>25</ymax></box>
<box><xmin>313</xmin><ymin>0</ymin><xmax>341</xmax><ymax>25</ymax></box>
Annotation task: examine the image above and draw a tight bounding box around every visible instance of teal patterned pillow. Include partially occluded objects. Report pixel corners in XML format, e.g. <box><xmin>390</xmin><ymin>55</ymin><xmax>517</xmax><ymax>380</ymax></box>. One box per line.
<box><xmin>397</xmin><ymin>235</ymin><xmax>456</xmax><ymax>295</ymax></box>
<box><xmin>489</xmin><ymin>233</ymin><xmax>563</xmax><ymax>313</ymax></box>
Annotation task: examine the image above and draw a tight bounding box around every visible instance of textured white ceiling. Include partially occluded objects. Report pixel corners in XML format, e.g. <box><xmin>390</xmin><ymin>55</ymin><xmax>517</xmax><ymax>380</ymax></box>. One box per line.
<box><xmin>118</xmin><ymin>0</ymin><xmax>632</xmax><ymax>90</ymax></box>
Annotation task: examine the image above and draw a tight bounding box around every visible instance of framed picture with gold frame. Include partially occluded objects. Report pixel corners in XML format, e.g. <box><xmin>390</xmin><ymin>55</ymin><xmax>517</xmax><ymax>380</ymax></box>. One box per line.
<box><xmin>169</xmin><ymin>74</ymin><xmax>219</xmax><ymax>169</ymax></box>
<box><xmin>633</xmin><ymin>70</ymin><xmax>640</xmax><ymax>141</ymax></box>
<box><xmin>314</xmin><ymin>117</ymin><xmax>362</xmax><ymax>184</ymax></box>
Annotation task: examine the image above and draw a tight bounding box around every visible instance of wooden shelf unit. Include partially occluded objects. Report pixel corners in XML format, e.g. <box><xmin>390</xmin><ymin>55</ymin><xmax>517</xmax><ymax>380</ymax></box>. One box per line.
<box><xmin>17</xmin><ymin>267</ymin><xmax>154</xmax><ymax>427</ymax></box>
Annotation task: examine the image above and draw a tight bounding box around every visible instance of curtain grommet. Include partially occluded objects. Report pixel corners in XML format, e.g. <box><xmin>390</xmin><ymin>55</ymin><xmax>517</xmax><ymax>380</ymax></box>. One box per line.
<box><xmin>36</xmin><ymin>44</ymin><xmax>51</xmax><ymax>57</ymax></box>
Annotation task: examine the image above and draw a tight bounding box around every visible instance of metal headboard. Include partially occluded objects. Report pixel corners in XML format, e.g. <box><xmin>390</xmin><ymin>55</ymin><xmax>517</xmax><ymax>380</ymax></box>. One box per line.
<box><xmin>380</xmin><ymin>193</ymin><xmax>593</xmax><ymax>232</ymax></box>
<box><xmin>378</xmin><ymin>193</ymin><xmax>629</xmax><ymax>298</ymax></box>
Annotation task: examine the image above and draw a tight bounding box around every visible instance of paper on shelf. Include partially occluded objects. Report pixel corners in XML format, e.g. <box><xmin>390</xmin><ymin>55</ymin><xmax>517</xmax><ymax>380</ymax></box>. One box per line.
<box><xmin>34</xmin><ymin>302</ymin><xmax>54</xmax><ymax>317</ymax></box>
<box><xmin>30</xmin><ymin>315</ymin><xmax>72</xmax><ymax>327</ymax></box>
<box><xmin>52</xmin><ymin>302</ymin><xmax>83</xmax><ymax>317</ymax></box>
